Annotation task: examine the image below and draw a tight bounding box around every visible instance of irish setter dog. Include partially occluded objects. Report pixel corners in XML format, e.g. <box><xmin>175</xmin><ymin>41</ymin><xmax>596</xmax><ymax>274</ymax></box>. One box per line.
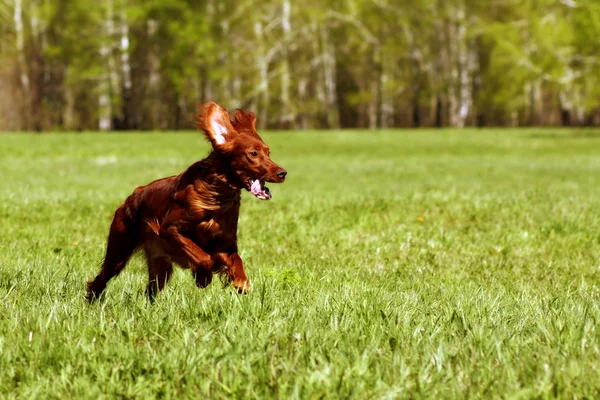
<box><xmin>87</xmin><ymin>102</ymin><xmax>286</xmax><ymax>301</ymax></box>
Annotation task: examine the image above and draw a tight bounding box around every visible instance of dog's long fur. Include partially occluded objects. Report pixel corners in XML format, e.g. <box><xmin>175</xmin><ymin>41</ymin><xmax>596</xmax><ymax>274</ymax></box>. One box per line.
<box><xmin>87</xmin><ymin>102</ymin><xmax>286</xmax><ymax>301</ymax></box>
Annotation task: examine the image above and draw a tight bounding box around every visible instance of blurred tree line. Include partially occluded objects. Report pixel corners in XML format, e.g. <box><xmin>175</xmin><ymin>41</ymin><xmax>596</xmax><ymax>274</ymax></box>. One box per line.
<box><xmin>0</xmin><ymin>0</ymin><xmax>599</xmax><ymax>131</ymax></box>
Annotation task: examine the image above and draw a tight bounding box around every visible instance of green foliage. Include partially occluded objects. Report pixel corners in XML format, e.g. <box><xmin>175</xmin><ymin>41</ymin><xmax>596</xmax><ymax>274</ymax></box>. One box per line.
<box><xmin>1</xmin><ymin>130</ymin><xmax>600</xmax><ymax>397</ymax></box>
<box><xmin>2</xmin><ymin>0</ymin><xmax>600</xmax><ymax>129</ymax></box>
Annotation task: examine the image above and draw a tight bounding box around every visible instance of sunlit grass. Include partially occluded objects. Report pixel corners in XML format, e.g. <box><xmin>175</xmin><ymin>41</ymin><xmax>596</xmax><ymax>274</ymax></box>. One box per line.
<box><xmin>1</xmin><ymin>129</ymin><xmax>600</xmax><ymax>398</ymax></box>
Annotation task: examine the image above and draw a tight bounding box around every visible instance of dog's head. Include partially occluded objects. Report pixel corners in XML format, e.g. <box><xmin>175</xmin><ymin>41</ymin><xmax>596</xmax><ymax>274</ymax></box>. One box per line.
<box><xmin>196</xmin><ymin>102</ymin><xmax>286</xmax><ymax>200</ymax></box>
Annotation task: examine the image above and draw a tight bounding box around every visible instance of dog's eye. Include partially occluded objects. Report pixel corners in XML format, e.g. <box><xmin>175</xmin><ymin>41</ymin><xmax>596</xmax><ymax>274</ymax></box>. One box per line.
<box><xmin>249</xmin><ymin>151</ymin><xmax>258</xmax><ymax>157</ymax></box>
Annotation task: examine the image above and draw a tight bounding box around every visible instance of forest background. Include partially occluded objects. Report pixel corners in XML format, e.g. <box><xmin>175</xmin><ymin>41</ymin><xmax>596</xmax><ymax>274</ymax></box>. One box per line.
<box><xmin>1</xmin><ymin>0</ymin><xmax>599</xmax><ymax>131</ymax></box>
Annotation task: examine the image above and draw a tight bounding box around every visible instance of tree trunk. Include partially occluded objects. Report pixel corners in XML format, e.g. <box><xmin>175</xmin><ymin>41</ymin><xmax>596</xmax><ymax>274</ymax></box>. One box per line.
<box><xmin>433</xmin><ymin>3</ymin><xmax>447</xmax><ymax>128</ymax></box>
<box><xmin>368</xmin><ymin>77</ymin><xmax>378</xmax><ymax>129</ymax></box>
<box><xmin>447</xmin><ymin>13</ymin><xmax>458</xmax><ymax>127</ymax></box>
<box><xmin>232</xmin><ymin>51</ymin><xmax>242</xmax><ymax>106</ymax></box>
<box><xmin>558</xmin><ymin>92</ymin><xmax>572</xmax><ymax>126</ymax></box>
<box><xmin>279</xmin><ymin>0</ymin><xmax>293</xmax><ymax>128</ymax></box>
<box><xmin>98</xmin><ymin>0</ymin><xmax>114</xmax><ymax>131</ymax></box>
<box><xmin>456</xmin><ymin>8</ymin><xmax>472</xmax><ymax>128</ymax></box>
<box><xmin>435</xmin><ymin>95</ymin><xmax>443</xmax><ymax>128</ymax></box>
<box><xmin>64</xmin><ymin>85</ymin><xmax>74</xmax><ymax>130</ymax></box>
<box><xmin>254</xmin><ymin>21</ymin><xmax>269</xmax><ymax>129</ymax></box>
<box><xmin>119</xmin><ymin>9</ymin><xmax>132</xmax><ymax>129</ymax></box>
<box><xmin>320</xmin><ymin>26</ymin><xmax>340</xmax><ymax>129</ymax></box>
<box><xmin>379</xmin><ymin>57</ymin><xmax>393</xmax><ymax>128</ymax></box>
<box><xmin>528</xmin><ymin>80</ymin><xmax>542</xmax><ymax>125</ymax></box>
<box><xmin>147</xmin><ymin>18</ymin><xmax>161</xmax><ymax>129</ymax></box>
<box><xmin>14</xmin><ymin>0</ymin><xmax>32</xmax><ymax>130</ymax></box>
<box><xmin>313</xmin><ymin>24</ymin><xmax>326</xmax><ymax>127</ymax></box>
<box><xmin>28</xmin><ymin>0</ymin><xmax>43</xmax><ymax>131</ymax></box>
<box><xmin>297</xmin><ymin>76</ymin><xmax>308</xmax><ymax>129</ymax></box>
<box><xmin>407</xmin><ymin>28</ymin><xmax>422</xmax><ymax>127</ymax></box>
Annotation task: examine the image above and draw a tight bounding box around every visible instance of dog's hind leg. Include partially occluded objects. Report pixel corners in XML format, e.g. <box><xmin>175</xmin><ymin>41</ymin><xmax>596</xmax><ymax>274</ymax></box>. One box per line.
<box><xmin>87</xmin><ymin>205</ymin><xmax>139</xmax><ymax>302</ymax></box>
<box><xmin>144</xmin><ymin>246</ymin><xmax>173</xmax><ymax>302</ymax></box>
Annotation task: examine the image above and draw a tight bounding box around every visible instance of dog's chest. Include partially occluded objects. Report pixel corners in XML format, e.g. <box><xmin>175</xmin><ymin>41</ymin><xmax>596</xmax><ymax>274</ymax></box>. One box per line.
<box><xmin>194</xmin><ymin>212</ymin><xmax>238</xmax><ymax>251</ymax></box>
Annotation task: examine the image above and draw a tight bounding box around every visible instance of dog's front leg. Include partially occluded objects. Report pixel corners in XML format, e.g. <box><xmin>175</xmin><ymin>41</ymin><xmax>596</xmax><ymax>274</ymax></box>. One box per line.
<box><xmin>214</xmin><ymin>252</ymin><xmax>251</xmax><ymax>294</ymax></box>
<box><xmin>159</xmin><ymin>209</ymin><xmax>214</xmax><ymax>287</ymax></box>
<box><xmin>161</xmin><ymin>225</ymin><xmax>214</xmax><ymax>288</ymax></box>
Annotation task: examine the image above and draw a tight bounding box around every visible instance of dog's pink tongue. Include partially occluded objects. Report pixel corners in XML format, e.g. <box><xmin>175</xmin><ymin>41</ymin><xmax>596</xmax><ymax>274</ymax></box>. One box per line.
<box><xmin>251</xmin><ymin>179</ymin><xmax>262</xmax><ymax>196</ymax></box>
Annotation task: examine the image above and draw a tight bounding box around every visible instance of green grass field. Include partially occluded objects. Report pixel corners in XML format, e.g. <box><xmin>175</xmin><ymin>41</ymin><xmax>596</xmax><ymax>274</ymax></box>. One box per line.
<box><xmin>1</xmin><ymin>129</ymin><xmax>600</xmax><ymax>399</ymax></box>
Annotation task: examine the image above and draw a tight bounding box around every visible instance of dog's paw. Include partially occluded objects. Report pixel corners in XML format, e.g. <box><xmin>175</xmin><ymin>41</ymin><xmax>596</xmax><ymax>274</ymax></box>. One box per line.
<box><xmin>86</xmin><ymin>280</ymin><xmax>104</xmax><ymax>303</ymax></box>
<box><xmin>232</xmin><ymin>279</ymin><xmax>251</xmax><ymax>294</ymax></box>
<box><xmin>195</xmin><ymin>270</ymin><xmax>213</xmax><ymax>288</ymax></box>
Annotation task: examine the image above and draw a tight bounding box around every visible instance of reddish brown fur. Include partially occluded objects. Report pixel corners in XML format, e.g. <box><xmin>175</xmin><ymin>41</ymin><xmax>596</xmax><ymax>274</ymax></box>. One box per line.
<box><xmin>87</xmin><ymin>102</ymin><xmax>286</xmax><ymax>301</ymax></box>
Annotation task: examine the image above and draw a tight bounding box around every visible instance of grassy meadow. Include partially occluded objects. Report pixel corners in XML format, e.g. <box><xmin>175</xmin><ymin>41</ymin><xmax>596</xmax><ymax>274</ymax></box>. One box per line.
<box><xmin>1</xmin><ymin>129</ymin><xmax>600</xmax><ymax>398</ymax></box>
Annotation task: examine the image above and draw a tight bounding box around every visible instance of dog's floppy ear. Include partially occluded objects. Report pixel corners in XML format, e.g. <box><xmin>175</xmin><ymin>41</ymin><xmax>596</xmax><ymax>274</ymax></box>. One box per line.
<box><xmin>232</xmin><ymin>109</ymin><xmax>257</xmax><ymax>132</ymax></box>
<box><xmin>195</xmin><ymin>102</ymin><xmax>237</xmax><ymax>149</ymax></box>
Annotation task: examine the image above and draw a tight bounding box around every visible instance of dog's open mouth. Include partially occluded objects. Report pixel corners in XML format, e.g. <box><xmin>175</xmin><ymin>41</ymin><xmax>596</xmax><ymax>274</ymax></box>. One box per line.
<box><xmin>246</xmin><ymin>179</ymin><xmax>271</xmax><ymax>200</ymax></box>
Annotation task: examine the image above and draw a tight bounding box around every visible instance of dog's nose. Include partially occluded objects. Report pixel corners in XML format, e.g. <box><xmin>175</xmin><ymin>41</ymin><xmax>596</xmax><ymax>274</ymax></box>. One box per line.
<box><xmin>277</xmin><ymin>169</ymin><xmax>287</xmax><ymax>179</ymax></box>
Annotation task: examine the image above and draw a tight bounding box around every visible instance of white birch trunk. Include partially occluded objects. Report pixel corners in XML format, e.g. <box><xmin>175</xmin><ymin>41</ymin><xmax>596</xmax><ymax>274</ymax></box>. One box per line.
<box><xmin>380</xmin><ymin>57</ymin><xmax>393</xmax><ymax>128</ymax></box>
<box><xmin>368</xmin><ymin>78</ymin><xmax>377</xmax><ymax>129</ymax></box>
<box><xmin>202</xmin><ymin>0</ymin><xmax>215</xmax><ymax>103</ymax></box>
<box><xmin>64</xmin><ymin>86</ymin><xmax>74</xmax><ymax>130</ymax></box>
<box><xmin>447</xmin><ymin>13</ymin><xmax>459</xmax><ymax>127</ymax></box>
<box><xmin>30</xmin><ymin>0</ymin><xmax>44</xmax><ymax>130</ymax></box>
<box><xmin>320</xmin><ymin>27</ymin><xmax>340</xmax><ymax>129</ymax></box>
<box><xmin>120</xmin><ymin>11</ymin><xmax>132</xmax><ymax>92</ymax></box>
<box><xmin>98</xmin><ymin>0</ymin><xmax>114</xmax><ymax>130</ymax></box>
<box><xmin>574</xmin><ymin>89</ymin><xmax>584</xmax><ymax>125</ymax></box>
<box><xmin>456</xmin><ymin>9</ymin><xmax>471</xmax><ymax>128</ymax></box>
<box><xmin>406</xmin><ymin>27</ymin><xmax>422</xmax><ymax>127</ymax></box>
<box><xmin>279</xmin><ymin>0</ymin><xmax>292</xmax><ymax>127</ymax></box>
<box><xmin>297</xmin><ymin>76</ymin><xmax>308</xmax><ymax>129</ymax></box>
<box><xmin>147</xmin><ymin>18</ymin><xmax>161</xmax><ymax>128</ymax></box>
<box><xmin>254</xmin><ymin>21</ymin><xmax>269</xmax><ymax>129</ymax></box>
<box><xmin>14</xmin><ymin>0</ymin><xmax>31</xmax><ymax>129</ymax></box>
<box><xmin>232</xmin><ymin>51</ymin><xmax>242</xmax><ymax>105</ymax></box>
<box><xmin>107</xmin><ymin>9</ymin><xmax>118</xmax><ymax>96</ymax></box>
<box><xmin>432</xmin><ymin>6</ymin><xmax>446</xmax><ymax>127</ymax></box>
<box><xmin>529</xmin><ymin>79</ymin><xmax>542</xmax><ymax>125</ymax></box>
<box><xmin>313</xmin><ymin>24</ymin><xmax>325</xmax><ymax>107</ymax></box>
<box><xmin>258</xmin><ymin>58</ymin><xmax>269</xmax><ymax>129</ymax></box>
<box><xmin>118</xmin><ymin>9</ymin><xmax>131</xmax><ymax>127</ymax></box>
